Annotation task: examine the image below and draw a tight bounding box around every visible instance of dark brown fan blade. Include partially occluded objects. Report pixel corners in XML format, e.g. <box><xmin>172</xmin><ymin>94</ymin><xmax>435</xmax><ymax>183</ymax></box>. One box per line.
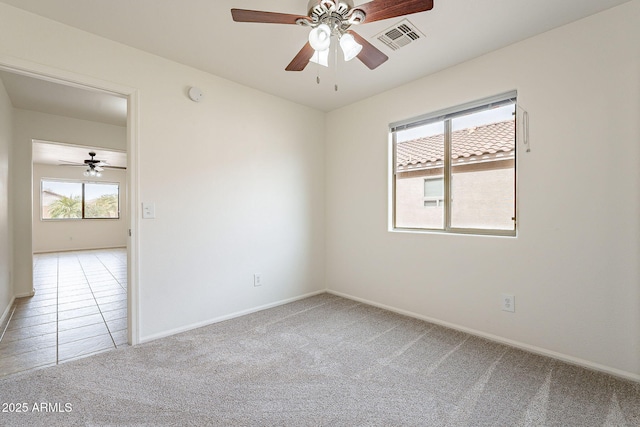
<box><xmin>285</xmin><ymin>42</ymin><xmax>315</xmax><ymax>71</ymax></box>
<box><xmin>355</xmin><ymin>0</ymin><xmax>434</xmax><ymax>23</ymax></box>
<box><xmin>347</xmin><ymin>30</ymin><xmax>389</xmax><ymax>70</ymax></box>
<box><xmin>231</xmin><ymin>9</ymin><xmax>309</xmax><ymax>24</ymax></box>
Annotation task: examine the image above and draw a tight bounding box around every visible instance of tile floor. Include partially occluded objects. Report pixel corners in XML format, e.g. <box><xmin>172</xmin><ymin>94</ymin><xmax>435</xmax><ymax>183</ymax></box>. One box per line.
<box><xmin>0</xmin><ymin>248</ymin><xmax>128</xmax><ymax>377</ymax></box>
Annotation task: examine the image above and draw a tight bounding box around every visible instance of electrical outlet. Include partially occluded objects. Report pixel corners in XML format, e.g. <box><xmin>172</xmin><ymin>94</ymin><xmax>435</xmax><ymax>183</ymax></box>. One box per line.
<box><xmin>501</xmin><ymin>294</ymin><xmax>515</xmax><ymax>312</ymax></box>
<box><xmin>254</xmin><ymin>273</ymin><xmax>262</xmax><ymax>287</ymax></box>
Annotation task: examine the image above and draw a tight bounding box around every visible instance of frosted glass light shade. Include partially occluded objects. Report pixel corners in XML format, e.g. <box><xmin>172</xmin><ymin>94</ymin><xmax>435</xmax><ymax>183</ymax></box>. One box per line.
<box><xmin>309</xmin><ymin>24</ymin><xmax>331</xmax><ymax>51</ymax></box>
<box><xmin>339</xmin><ymin>33</ymin><xmax>362</xmax><ymax>61</ymax></box>
<box><xmin>310</xmin><ymin>48</ymin><xmax>330</xmax><ymax>67</ymax></box>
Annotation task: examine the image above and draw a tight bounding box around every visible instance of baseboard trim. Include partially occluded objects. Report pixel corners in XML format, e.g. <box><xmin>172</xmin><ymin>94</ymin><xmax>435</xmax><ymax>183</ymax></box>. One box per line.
<box><xmin>0</xmin><ymin>296</ymin><xmax>16</xmax><ymax>339</ymax></box>
<box><xmin>33</xmin><ymin>246</ymin><xmax>126</xmax><ymax>254</ymax></box>
<box><xmin>139</xmin><ymin>290</ymin><xmax>327</xmax><ymax>344</ymax></box>
<box><xmin>14</xmin><ymin>291</ymin><xmax>35</xmax><ymax>298</ymax></box>
<box><xmin>327</xmin><ymin>290</ymin><xmax>640</xmax><ymax>383</ymax></box>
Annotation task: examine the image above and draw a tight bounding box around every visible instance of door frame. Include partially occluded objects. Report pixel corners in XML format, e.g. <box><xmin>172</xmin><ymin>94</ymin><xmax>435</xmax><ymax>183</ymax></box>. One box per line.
<box><xmin>0</xmin><ymin>54</ymin><xmax>140</xmax><ymax>345</ymax></box>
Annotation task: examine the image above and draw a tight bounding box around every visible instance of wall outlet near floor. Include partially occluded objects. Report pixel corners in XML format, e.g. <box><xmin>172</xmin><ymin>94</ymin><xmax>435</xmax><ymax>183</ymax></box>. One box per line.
<box><xmin>501</xmin><ymin>294</ymin><xmax>515</xmax><ymax>312</ymax></box>
<box><xmin>254</xmin><ymin>273</ymin><xmax>263</xmax><ymax>287</ymax></box>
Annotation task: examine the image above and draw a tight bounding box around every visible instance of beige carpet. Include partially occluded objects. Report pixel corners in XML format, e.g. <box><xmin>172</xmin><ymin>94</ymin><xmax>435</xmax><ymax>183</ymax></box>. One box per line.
<box><xmin>0</xmin><ymin>293</ymin><xmax>638</xmax><ymax>426</ymax></box>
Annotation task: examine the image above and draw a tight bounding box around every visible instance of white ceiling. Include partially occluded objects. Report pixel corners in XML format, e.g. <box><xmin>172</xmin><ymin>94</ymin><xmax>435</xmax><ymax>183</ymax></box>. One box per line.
<box><xmin>0</xmin><ymin>71</ymin><xmax>127</xmax><ymax>127</ymax></box>
<box><xmin>0</xmin><ymin>69</ymin><xmax>128</xmax><ymax>166</ymax></box>
<box><xmin>0</xmin><ymin>0</ymin><xmax>631</xmax><ymax>112</ymax></box>
<box><xmin>32</xmin><ymin>140</ymin><xmax>126</xmax><ymax>169</ymax></box>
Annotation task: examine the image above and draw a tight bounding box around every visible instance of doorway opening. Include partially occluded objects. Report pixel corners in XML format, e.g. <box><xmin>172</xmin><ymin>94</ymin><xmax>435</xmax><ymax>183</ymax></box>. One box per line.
<box><xmin>0</xmin><ymin>62</ymin><xmax>138</xmax><ymax>377</ymax></box>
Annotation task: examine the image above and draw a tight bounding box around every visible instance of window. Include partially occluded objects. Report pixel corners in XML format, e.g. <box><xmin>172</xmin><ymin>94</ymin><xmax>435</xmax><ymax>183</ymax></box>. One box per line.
<box><xmin>423</xmin><ymin>177</ymin><xmax>444</xmax><ymax>207</ymax></box>
<box><xmin>41</xmin><ymin>179</ymin><xmax>120</xmax><ymax>220</ymax></box>
<box><xmin>84</xmin><ymin>183</ymin><xmax>120</xmax><ymax>219</ymax></box>
<box><xmin>391</xmin><ymin>91</ymin><xmax>516</xmax><ymax>236</ymax></box>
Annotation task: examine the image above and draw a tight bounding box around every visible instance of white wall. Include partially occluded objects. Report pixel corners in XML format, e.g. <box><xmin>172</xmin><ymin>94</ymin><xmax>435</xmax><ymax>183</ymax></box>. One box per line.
<box><xmin>0</xmin><ymin>3</ymin><xmax>326</xmax><ymax>340</ymax></box>
<box><xmin>33</xmin><ymin>164</ymin><xmax>127</xmax><ymax>253</ymax></box>
<box><xmin>325</xmin><ymin>1</ymin><xmax>640</xmax><ymax>378</ymax></box>
<box><xmin>0</xmin><ymin>76</ymin><xmax>12</xmax><ymax>321</ymax></box>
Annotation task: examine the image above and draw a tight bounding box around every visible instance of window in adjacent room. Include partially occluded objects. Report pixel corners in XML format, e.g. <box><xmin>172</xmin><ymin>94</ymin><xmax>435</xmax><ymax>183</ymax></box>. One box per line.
<box><xmin>391</xmin><ymin>91</ymin><xmax>517</xmax><ymax>236</ymax></box>
<box><xmin>41</xmin><ymin>179</ymin><xmax>120</xmax><ymax>220</ymax></box>
<box><xmin>84</xmin><ymin>182</ymin><xmax>120</xmax><ymax>219</ymax></box>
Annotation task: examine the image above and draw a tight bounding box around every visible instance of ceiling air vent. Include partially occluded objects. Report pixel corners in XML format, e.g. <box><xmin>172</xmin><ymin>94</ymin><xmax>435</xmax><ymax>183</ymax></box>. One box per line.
<box><xmin>376</xmin><ymin>19</ymin><xmax>425</xmax><ymax>51</ymax></box>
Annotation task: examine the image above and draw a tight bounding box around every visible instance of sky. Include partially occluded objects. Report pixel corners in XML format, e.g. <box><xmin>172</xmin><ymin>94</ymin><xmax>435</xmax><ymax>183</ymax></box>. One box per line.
<box><xmin>42</xmin><ymin>180</ymin><xmax>118</xmax><ymax>200</ymax></box>
<box><xmin>396</xmin><ymin>104</ymin><xmax>515</xmax><ymax>142</ymax></box>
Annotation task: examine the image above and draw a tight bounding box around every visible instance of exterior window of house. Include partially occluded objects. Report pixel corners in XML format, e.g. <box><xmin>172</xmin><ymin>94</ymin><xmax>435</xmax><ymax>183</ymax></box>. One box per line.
<box><xmin>41</xmin><ymin>179</ymin><xmax>120</xmax><ymax>220</ymax></box>
<box><xmin>391</xmin><ymin>91</ymin><xmax>517</xmax><ymax>236</ymax></box>
<box><xmin>423</xmin><ymin>177</ymin><xmax>444</xmax><ymax>207</ymax></box>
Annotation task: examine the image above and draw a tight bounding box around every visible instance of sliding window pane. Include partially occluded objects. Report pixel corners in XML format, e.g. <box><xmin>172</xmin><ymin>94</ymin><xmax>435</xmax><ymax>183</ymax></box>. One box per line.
<box><xmin>84</xmin><ymin>183</ymin><xmax>120</xmax><ymax>219</ymax></box>
<box><xmin>394</xmin><ymin>121</ymin><xmax>445</xmax><ymax>229</ymax></box>
<box><xmin>41</xmin><ymin>180</ymin><xmax>82</xmax><ymax>219</ymax></box>
<box><xmin>450</xmin><ymin>105</ymin><xmax>515</xmax><ymax>230</ymax></box>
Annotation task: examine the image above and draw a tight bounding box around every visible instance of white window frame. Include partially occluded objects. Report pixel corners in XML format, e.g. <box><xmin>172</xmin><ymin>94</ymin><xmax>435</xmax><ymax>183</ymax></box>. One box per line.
<box><xmin>423</xmin><ymin>177</ymin><xmax>444</xmax><ymax>208</ymax></box>
<box><xmin>390</xmin><ymin>91</ymin><xmax>518</xmax><ymax>237</ymax></box>
<box><xmin>41</xmin><ymin>178</ymin><xmax>121</xmax><ymax>221</ymax></box>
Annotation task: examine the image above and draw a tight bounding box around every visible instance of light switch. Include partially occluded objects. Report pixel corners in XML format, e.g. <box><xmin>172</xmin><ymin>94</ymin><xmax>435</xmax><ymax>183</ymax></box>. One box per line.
<box><xmin>142</xmin><ymin>202</ymin><xmax>156</xmax><ymax>219</ymax></box>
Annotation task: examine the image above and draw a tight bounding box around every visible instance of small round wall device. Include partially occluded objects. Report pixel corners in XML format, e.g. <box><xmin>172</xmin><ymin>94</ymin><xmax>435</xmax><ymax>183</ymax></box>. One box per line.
<box><xmin>188</xmin><ymin>86</ymin><xmax>204</xmax><ymax>102</ymax></box>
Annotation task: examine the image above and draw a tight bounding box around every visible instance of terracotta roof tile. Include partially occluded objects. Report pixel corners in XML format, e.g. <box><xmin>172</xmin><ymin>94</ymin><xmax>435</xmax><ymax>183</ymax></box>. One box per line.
<box><xmin>397</xmin><ymin>120</ymin><xmax>515</xmax><ymax>167</ymax></box>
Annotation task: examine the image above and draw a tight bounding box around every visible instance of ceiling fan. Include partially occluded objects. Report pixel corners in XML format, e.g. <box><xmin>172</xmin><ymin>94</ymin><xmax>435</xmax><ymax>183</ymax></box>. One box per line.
<box><xmin>58</xmin><ymin>151</ymin><xmax>126</xmax><ymax>177</ymax></box>
<box><xmin>231</xmin><ymin>0</ymin><xmax>434</xmax><ymax>71</ymax></box>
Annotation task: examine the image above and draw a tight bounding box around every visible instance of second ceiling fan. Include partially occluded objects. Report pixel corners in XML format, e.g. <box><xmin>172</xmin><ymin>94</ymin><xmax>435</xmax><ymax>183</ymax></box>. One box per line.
<box><xmin>231</xmin><ymin>0</ymin><xmax>434</xmax><ymax>71</ymax></box>
<box><xmin>58</xmin><ymin>151</ymin><xmax>126</xmax><ymax>177</ymax></box>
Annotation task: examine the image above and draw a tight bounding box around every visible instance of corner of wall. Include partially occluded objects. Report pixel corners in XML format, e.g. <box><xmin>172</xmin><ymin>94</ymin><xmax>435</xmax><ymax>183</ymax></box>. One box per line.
<box><xmin>0</xmin><ymin>74</ymin><xmax>14</xmax><ymax>316</ymax></box>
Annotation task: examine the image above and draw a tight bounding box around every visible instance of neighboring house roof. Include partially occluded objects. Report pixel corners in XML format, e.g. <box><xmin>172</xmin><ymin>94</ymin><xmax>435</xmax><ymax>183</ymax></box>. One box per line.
<box><xmin>396</xmin><ymin>120</ymin><xmax>515</xmax><ymax>171</ymax></box>
<box><xmin>42</xmin><ymin>189</ymin><xmax>64</xmax><ymax>199</ymax></box>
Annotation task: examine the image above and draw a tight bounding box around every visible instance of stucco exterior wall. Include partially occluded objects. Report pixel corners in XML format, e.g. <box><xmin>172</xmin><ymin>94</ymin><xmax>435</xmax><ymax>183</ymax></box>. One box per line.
<box><xmin>395</xmin><ymin>160</ymin><xmax>515</xmax><ymax>231</ymax></box>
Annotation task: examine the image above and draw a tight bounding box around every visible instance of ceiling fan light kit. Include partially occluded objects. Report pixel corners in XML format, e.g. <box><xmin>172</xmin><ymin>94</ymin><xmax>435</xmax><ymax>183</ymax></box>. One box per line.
<box><xmin>84</xmin><ymin>166</ymin><xmax>102</xmax><ymax>178</ymax></box>
<box><xmin>303</xmin><ymin>2</ymin><xmax>365</xmax><ymax>66</ymax></box>
<box><xmin>231</xmin><ymin>0</ymin><xmax>434</xmax><ymax>74</ymax></box>
<box><xmin>58</xmin><ymin>151</ymin><xmax>127</xmax><ymax>177</ymax></box>
<box><xmin>83</xmin><ymin>151</ymin><xmax>105</xmax><ymax>177</ymax></box>
<box><xmin>308</xmin><ymin>23</ymin><xmax>332</xmax><ymax>52</ymax></box>
<box><xmin>339</xmin><ymin>33</ymin><xmax>362</xmax><ymax>61</ymax></box>
<box><xmin>310</xmin><ymin>48</ymin><xmax>330</xmax><ymax>67</ymax></box>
